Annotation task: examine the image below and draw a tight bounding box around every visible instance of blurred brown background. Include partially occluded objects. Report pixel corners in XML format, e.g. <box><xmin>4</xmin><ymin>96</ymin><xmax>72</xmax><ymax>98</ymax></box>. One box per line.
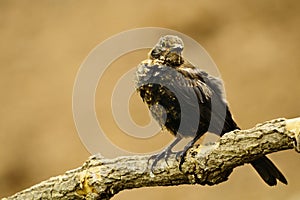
<box><xmin>1</xmin><ymin>0</ymin><xmax>300</xmax><ymax>199</ymax></box>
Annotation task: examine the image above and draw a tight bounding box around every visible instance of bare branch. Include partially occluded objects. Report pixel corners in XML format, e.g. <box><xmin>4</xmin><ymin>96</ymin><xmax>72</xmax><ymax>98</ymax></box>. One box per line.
<box><xmin>3</xmin><ymin>117</ymin><xmax>300</xmax><ymax>200</ymax></box>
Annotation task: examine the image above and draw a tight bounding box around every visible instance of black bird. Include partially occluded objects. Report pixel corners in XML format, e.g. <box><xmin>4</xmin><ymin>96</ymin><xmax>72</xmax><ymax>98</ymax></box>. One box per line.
<box><xmin>135</xmin><ymin>35</ymin><xmax>287</xmax><ymax>186</ymax></box>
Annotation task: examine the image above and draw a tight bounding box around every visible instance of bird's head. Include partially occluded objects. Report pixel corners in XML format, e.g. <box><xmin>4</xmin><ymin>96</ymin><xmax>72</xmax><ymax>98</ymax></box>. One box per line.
<box><xmin>148</xmin><ymin>35</ymin><xmax>184</xmax><ymax>66</ymax></box>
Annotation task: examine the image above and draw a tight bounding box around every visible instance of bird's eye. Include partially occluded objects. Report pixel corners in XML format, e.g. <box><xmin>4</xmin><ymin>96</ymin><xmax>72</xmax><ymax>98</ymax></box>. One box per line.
<box><xmin>150</xmin><ymin>49</ymin><xmax>161</xmax><ymax>59</ymax></box>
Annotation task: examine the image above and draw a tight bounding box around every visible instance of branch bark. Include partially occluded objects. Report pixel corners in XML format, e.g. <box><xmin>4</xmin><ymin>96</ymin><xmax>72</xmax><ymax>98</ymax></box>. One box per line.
<box><xmin>3</xmin><ymin>117</ymin><xmax>300</xmax><ymax>200</ymax></box>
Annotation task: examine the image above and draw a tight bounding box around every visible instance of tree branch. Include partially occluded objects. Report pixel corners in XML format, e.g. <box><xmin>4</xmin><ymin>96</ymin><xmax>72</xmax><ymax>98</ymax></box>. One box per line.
<box><xmin>3</xmin><ymin>117</ymin><xmax>300</xmax><ymax>200</ymax></box>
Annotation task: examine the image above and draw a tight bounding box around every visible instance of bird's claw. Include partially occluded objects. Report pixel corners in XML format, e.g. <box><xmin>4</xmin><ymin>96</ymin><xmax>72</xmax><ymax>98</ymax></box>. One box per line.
<box><xmin>175</xmin><ymin>150</ymin><xmax>183</xmax><ymax>162</ymax></box>
<box><xmin>148</xmin><ymin>150</ymin><xmax>173</xmax><ymax>174</ymax></box>
<box><xmin>175</xmin><ymin>150</ymin><xmax>188</xmax><ymax>171</ymax></box>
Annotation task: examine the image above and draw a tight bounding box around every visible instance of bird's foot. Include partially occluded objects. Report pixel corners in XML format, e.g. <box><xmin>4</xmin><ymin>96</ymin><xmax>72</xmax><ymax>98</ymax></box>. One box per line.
<box><xmin>148</xmin><ymin>149</ymin><xmax>173</xmax><ymax>174</ymax></box>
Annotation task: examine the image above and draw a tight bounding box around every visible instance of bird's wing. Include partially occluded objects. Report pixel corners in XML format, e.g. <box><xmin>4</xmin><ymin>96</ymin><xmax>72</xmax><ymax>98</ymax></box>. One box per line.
<box><xmin>177</xmin><ymin>64</ymin><xmax>236</xmax><ymax>135</ymax></box>
<box><xmin>177</xmin><ymin>65</ymin><xmax>227</xmax><ymax>103</ymax></box>
<box><xmin>164</xmin><ymin>65</ymin><xmax>215</xmax><ymax>137</ymax></box>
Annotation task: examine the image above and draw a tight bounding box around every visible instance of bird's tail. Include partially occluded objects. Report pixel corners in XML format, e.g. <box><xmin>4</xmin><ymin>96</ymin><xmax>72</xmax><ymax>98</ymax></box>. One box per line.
<box><xmin>251</xmin><ymin>156</ymin><xmax>287</xmax><ymax>186</ymax></box>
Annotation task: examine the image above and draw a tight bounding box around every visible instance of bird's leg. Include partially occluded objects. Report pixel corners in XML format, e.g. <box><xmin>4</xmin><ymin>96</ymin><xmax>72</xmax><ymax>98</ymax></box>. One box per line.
<box><xmin>176</xmin><ymin>134</ymin><xmax>202</xmax><ymax>171</ymax></box>
<box><xmin>149</xmin><ymin>137</ymin><xmax>182</xmax><ymax>173</ymax></box>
